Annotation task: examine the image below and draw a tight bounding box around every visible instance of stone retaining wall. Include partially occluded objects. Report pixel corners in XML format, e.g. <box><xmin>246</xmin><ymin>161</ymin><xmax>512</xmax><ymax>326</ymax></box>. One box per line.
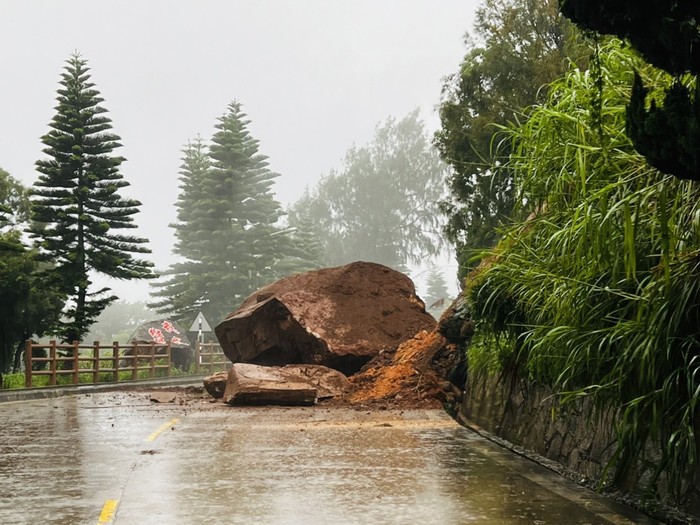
<box><xmin>459</xmin><ymin>371</ymin><xmax>616</xmax><ymax>482</ymax></box>
<box><xmin>458</xmin><ymin>370</ymin><xmax>700</xmax><ymax>514</ymax></box>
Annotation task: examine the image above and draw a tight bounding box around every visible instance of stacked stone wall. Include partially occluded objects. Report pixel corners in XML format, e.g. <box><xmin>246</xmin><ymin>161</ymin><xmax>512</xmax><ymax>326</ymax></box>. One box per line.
<box><xmin>458</xmin><ymin>370</ymin><xmax>700</xmax><ymax>513</ymax></box>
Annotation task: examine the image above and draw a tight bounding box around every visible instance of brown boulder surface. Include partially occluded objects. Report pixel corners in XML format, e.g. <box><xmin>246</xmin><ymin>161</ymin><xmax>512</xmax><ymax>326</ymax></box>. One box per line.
<box><xmin>203</xmin><ymin>371</ymin><xmax>229</xmax><ymax>399</ymax></box>
<box><xmin>214</xmin><ymin>262</ymin><xmax>436</xmax><ymax>375</ymax></box>
<box><xmin>224</xmin><ymin>363</ymin><xmax>317</xmax><ymax>406</ymax></box>
<box><xmin>204</xmin><ymin>364</ymin><xmax>350</xmax><ymax>400</ymax></box>
<box><xmin>280</xmin><ymin>365</ymin><xmax>351</xmax><ymax>399</ymax></box>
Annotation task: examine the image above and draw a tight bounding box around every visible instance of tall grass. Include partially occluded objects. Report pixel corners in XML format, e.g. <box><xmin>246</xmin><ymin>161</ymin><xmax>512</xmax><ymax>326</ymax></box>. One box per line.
<box><xmin>468</xmin><ymin>40</ymin><xmax>700</xmax><ymax>499</ymax></box>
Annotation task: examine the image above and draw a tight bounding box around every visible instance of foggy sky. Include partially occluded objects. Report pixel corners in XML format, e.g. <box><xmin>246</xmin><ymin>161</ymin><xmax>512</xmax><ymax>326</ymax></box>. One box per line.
<box><xmin>0</xmin><ymin>0</ymin><xmax>479</xmax><ymax>301</ymax></box>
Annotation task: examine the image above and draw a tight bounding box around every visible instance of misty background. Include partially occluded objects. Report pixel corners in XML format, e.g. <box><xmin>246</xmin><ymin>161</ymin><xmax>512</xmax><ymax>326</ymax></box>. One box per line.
<box><xmin>0</xmin><ymin>0</ymin><xmax>479</xmax><ymax>302</ymax></box>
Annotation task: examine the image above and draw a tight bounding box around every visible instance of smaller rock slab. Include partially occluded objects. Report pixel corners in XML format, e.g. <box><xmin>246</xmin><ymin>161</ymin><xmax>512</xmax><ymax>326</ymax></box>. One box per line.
<box><xmin>207</xmin><ymin>364</ymin><xmax>350</xmax><ymax>401</ymax></box>
<box><xmin>149</xmin><ymin>392</ymin><xmax>178</xmax><ymax>404</ymax></box>
<box><xmin>203</xmin><ymin>371</ymin><xmax>229</xmax><ymax>399</ymax></box>
<box><xmin>281</xmin><ymin>364</ymin><xmax>350</xmax><ymax>399</ymax></box>
<box><xmin>224</xmin><ymin>363</ymin><xmax>317</xmax><ymax>406</ymax></box>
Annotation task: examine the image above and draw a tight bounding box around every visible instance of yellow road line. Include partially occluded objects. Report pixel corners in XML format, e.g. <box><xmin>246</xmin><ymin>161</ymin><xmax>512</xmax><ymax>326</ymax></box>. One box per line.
<box><xmin>146</xmin><ymin>418</ymin><xmax>180</xmax><ymax>442</ymax></box>
<box><xmin>97</xmin><ymin>499</ymin><xmax>119</xmax><ymax>524</ymax></box>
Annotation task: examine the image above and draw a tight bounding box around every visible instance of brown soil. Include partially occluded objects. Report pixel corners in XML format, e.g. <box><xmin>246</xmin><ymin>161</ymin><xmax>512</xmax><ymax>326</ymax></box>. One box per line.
<box><xmin>327</xmin><ymin>329</ymin><xmax>459</xmax><ymax>410</ymax></box>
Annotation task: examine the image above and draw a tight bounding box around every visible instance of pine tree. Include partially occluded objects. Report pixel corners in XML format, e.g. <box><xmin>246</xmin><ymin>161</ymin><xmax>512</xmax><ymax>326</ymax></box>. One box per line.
<box><xmin>29</xmin><ymin>53</ymin><xmax>153</xmax><ymax>342</ymax></box>
<box><xmin>152</xmin><ymin>102</ymin><xmax>287</xmax><ymax>324</ymax></box>
<box><xmin>273</xmin><ymin>210</ymin><xmax>327</xmax><ymax>276</ymax></box>
<box><xmin>170</xmin><ymin>137</ymin><xmax>211</xmax><ymax>262</ymax></box>
<box><xmin>150</xmin><ymin>138</ymin><xmax>211</xmax><ymax>322</ymax></box>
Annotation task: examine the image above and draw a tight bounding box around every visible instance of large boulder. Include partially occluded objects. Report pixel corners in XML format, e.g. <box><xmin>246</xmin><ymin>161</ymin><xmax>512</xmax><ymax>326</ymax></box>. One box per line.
<box><xmin>215</xmin><ymin>262</ymin><xmax>436</xmax><ymax>375</ymax></box>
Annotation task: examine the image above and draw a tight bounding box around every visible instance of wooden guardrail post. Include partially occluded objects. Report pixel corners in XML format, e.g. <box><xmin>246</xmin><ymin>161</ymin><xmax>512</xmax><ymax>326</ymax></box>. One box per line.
<box><xmin>112</xmin><ymin>342</ymin><xmax>120</xmax><ymax>382</ymax></box>
<box><xmin>194</xmin><ymin>342</ymin><xmax>201</xmax><ymax>375</ymax></box>
<box><xmin>149</xmin><ymin>343</ymin><xmax>156</xmax><ymax>379</ymax></box>
<box><xmin>24</xmin><ymin>340</ymin><xmax>32</xmax><ymax>388</ymax></box>
<box><xmin>72</xmin><ymin>341</ymin><xmax>80</xmax><ymax>385</ymax></box>
<box><xmin>92</xmin><ymin>341</ymin><xmax>100</xmax><ymax>384</ymax></box>
<box><xmin>131</xmin><ymin>344</ymin><xmax>139</xmax><ymax>381</ymax></box>
<box><xmin>49</xmin><ymin>340</ymin><xmax>57</xmax><ymax>386</ymax></box>
<box><xmin>166</xmin><ymin>343</ymin><xmax>172</xmax><ymax>377</ymax></box>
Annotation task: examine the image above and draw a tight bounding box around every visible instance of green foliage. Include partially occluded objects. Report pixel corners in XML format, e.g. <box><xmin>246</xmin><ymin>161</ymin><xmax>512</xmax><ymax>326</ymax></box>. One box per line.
<box><xmin>559</xmin><ymin>0</ymin><xmax>700</xmax><ymax>76</ymax></box>
<box><xmin>560</xmin><ymin>0</ymin><xmax>700</xmax><ymax>181</ymax></box>
<box><xmin>29</xmin><ymin>53</ymin><xmax>153</xmax><ymax>342</ymax></box>
<box><xmin>0</xmin><ymin>231</ymin><xmax>65</xmax><ymax>373</ymax></box>
<box><xmin>0</xmin><ymin>171</ymin><xmax>65</xmax><ymax>373</ymax></box>
<box><xmin>151</xmin><ymin>102</ymin><xmax>289</xmax><ymax>324</ymax></box>
<box><xmin>0</xmin><ymin>167</ymin><xmax>30</xmax><ymax>227</ymax></box>
<box><xmin>275</xmin><ymin>212</ymin><xmax>327</xmax><ymax>275</ymax></box>
<box><xmin>468</xmin><ymin>41</ymin><xmax>700</xmax><ymax>498</ymax></box>
<box><xmin>2</xmin><ymin>373</ymin><xmax>25</xmax><ymax>389</ymax></box>
<box><xmin>291</xmin><ymin>110</ymin><xmax>447</xmax><ymax>270</ymax></box>
<box><xmin>626</xmin><ymin>72</ymin><xmax>700</xmax><ymax>181</ymax></box>
<box><xmin>435</xmin><ymin>0</ymin><xmax>585</xmax><ymax>279</ymax></box>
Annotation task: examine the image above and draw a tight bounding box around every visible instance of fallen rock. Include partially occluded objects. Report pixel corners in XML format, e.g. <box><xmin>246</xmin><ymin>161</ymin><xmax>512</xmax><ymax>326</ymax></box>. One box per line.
<box><xmin>215</xmin><ymin>262</ymin><xmax>436</xmax><ymax>375</ymax></box>
<box><xmin>203</xmin><ymin>371</ymin><xmax>229</xmax><ymax>399</ymax></box>
<box><xmin>224</xmin><ymin>363</ymin><xmax>318</xmax><ymax>406</ymax></box>
<box><xmin>281</xmin><ymin>364</ymin><xmax>350</xmax><ymax>399</ymax></box>
<box><xmin>205</xmin><ymin>365</ymin><xmax>349</xmax><ymax>400</ymax></box>
<box><xmin>149</xmin><ymin>391</ymin><xmax>178</xmax><ymax>404</ymax></box>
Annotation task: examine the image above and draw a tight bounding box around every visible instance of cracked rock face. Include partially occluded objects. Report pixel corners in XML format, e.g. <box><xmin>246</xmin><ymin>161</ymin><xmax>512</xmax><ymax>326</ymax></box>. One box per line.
<box><xmin>214</xmin><ymin>261</ymin><xmax>436</xmax><ymax>375</ymax></box>
<box><xmin>204</xmin><ymin>364</ymin><xmax>350</xmax><ymax>402</ymax></box>
<box><xmin>218</xmin><ymin>363</ymin><xmax>351</xmax><ymax>406</ymax></box>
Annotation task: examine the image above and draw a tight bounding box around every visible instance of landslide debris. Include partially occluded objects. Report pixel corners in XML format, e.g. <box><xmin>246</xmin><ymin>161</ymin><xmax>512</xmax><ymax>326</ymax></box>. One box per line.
<box><xmin>215</xmin><ymin>261</ymin><xmax>436</xmax><ymax>375</ymax></box>
<box><xmin>331</xmin><ymin>329</ymin><xmax>463</xmax><ymax>410</ymax></box>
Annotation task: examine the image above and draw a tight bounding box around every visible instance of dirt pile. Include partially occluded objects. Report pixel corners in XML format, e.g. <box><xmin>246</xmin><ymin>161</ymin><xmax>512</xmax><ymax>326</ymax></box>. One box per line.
<box><xmin>336</xmin><ymin>329</ymin><xmax>462</xmax><ymax>409</ymax></box>
<box><xmin>215</xmin><ymin>261</ymin><xmax>436</xmax><ymax>375</ymax></box>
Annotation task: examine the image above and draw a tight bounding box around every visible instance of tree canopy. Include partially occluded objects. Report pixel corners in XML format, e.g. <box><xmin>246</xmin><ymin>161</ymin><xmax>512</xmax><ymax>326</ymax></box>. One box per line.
<box><xmin>29</xmin><ymin>53</ymin><xmax>153</xmax><ymax>342</ymax></box>
<box><xmin>0</xmin><ymin>170</ymin><xmax>65</xmax><ymax>373</ymax></box>
<box><xmin>559</xmin><ymin>0</ymin><xmax>700</xmax><ymax>181</ymax></box>
<box><xmin>291</xmin><ymin>110</ymin><xmax>447</xmax><ymax>271</ymax></box>
<box><xmin>559</xmin><ymin>0</ymin><xmax>699</xmax><ymax>76</ymax></box>
<box><xmin>0</xmin><ymin>168</ymin><xmax>30</xmax><ymax>227</ymax></box>
<box><xmin>151</xmin><ymin>102</ymin><xmax>289</xmax><ymax>325</ymax></box>
<box><xmin>435</xmin><ymin>0</ymin><xmax>584</xmax><ymax>279</ymax></box>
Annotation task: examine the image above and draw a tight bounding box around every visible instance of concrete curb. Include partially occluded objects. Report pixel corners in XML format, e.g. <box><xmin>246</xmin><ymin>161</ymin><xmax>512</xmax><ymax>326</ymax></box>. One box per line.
<box><xmin>0</xmin><ymin>375</ymin><xmax>207</xmax><ymax>403</ymax></box>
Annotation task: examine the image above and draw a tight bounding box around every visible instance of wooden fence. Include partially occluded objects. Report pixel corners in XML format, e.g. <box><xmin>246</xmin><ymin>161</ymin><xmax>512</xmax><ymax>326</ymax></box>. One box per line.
<box><xmin>24</xmin><ymin>340</ymin><xmax>172</xmax><ymax>388</ymax></box>
<box><xmin>194</xmin><ymin>342</ymin><xmax>232</xmax><ymax>375</ymax></box>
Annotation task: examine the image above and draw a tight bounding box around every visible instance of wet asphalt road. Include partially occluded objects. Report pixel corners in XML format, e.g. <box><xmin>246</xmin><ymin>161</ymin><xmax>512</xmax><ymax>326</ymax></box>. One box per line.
<box><xmin>0</xmin><ymin>391</ymin><xmax>659</xmax><ymax>525</ymax></box>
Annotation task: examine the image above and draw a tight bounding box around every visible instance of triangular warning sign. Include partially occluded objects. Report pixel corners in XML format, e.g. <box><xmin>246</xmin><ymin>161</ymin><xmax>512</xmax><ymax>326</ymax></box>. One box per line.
<box><xmin>189</xmin><ymin>311</ymin><xmax>212</xmax><ymax>332</ymax></box>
